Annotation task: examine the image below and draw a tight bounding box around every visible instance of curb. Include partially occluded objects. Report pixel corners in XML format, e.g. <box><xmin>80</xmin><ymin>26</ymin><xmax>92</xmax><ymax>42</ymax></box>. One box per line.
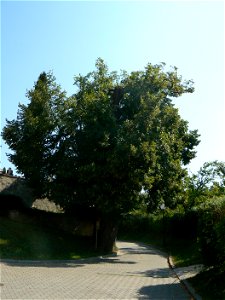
<box><xmin>167</xmin><ymin>256</ymin><xmax>202</xmax><ymax>300</ymax></box>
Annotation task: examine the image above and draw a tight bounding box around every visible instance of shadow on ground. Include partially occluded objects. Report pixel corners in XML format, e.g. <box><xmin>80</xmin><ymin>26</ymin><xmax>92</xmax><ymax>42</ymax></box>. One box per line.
<box><xmin>118</xmin><ymin>241</ymin><xmax>167</xmax><ymax>258</ymax></box>
<box><xmin>126</xmin><ymin>267</ymin><xmax>174</xmax><ymax>279</ymax></box>
<box><xmin>138</xmin><ymin>282</ymin><xmax>189</xmax><ymax>299</ymax></box>
<box><xmin>0</xmin><ymin>255</ymin><xmax>137</xmax><ymax>268</ymax></box>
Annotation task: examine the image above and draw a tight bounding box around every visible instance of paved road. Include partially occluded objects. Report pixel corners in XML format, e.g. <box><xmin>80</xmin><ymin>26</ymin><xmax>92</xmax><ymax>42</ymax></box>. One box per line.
<box><xmin>0</xmin><ymin>241</ymin><xmax>192</xmax><ymax>299</ymax></box>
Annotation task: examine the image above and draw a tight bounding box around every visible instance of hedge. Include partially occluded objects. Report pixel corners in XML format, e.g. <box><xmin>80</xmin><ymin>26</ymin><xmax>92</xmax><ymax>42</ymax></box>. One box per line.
<box><xmin>197</xmin><ymin>196</ymin><xmax>225</xmax><ymax>268</ymax></box>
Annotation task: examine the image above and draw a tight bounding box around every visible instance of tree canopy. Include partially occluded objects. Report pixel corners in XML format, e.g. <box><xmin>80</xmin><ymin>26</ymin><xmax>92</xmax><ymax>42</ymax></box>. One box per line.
<box><xmin>2</xmin><ymin>59</ymin><xmax>200</xmax><ymax>250</ymax></box>
<box><xmin>185</xmin><ymin>160</ymin><xmax>225</xmax><ymax>208</ymax></box>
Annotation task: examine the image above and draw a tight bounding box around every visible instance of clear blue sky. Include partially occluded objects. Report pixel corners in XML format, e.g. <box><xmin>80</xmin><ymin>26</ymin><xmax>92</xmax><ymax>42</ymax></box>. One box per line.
<box><xmin>1</xmin><ymin>0</ymin><xmax>224</xmax><ymax>175</ymax></box>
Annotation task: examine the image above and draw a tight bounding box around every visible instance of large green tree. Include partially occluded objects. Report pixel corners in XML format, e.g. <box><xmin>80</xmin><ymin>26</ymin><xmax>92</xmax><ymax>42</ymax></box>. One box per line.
<box><xmin>2</xmin><ymin>59</ymin><xmax>200</xmax><ymax>251</ymax></box>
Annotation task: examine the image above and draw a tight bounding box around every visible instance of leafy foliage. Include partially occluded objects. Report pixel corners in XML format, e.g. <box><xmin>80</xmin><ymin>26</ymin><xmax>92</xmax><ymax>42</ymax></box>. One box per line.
<box><xmin>197</xmin><ymin>196</ymin><xmax>225</xmax><ymax>268</ymax></box>
<box><xmin>2</xmin><ymin>72</ymin><xmax>66</xmax><ymax>197</ymax></box>
<box><xmin>2</xmin><ymin>59</ymin><xmax>200</xmax><ymax>250</ymax></box>
<box><xmin>185</xmin><ymin>161</ymin><xmax>225</xmax><ymax>209</ymax></box>
<box><xmin>186</xmin><ymin>196</ymin><xmax>225</xmax><ymax>300</ymax></box>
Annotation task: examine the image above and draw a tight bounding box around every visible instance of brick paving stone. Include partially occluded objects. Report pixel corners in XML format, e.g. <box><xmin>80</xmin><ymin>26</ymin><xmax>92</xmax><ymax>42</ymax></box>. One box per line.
<box><xmin>0</xmin><ymin>241</ymin><xmax>191</xmax><ymax>299</ymax></box>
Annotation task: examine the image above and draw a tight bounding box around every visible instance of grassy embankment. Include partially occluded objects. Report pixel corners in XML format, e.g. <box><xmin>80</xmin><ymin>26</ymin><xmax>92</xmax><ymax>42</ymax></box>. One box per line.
<box><xmin>0</xmin><ymin>216</ymin><xmax>98</xmax><ymax>260</ymax></box>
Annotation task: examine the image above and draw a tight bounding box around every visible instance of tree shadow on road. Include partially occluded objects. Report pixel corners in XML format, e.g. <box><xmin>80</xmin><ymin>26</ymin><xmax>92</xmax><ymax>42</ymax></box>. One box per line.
<box><xmin>127</xmin><ymin>267</ymin><xmax>175</xmax><ymax>279</ymax></box>
<box><xmin>0</xmin><ymin>255</ymin><xmax>136</xmax><ymax>268</ymax></box>
<box><xmin>118</xmin><ymin>241</ymin><xmax>168</xmax><ymax>258</ymax></box>
<box><xmin>138</xmin><ymin>282</ymin><xmax>189</xmax><ymax>299</ymax></box>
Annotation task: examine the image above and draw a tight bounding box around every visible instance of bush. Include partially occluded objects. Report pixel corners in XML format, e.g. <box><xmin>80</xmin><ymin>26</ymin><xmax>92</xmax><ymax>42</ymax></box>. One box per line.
<box><xmin>197</xmin><ymin>196</ymin><xmax>225</xmax><ymax>268</ymax></box>
<box><xmin>168</xmin><ymin>209</ymin><xmax>198</xmax><ymax>239</ymax></box>
<box><xmin>119</xmin><ymin>209</ymin><xmax>199</xmax><ymax>242</ymax></box>
<box><xmin>119</xmin><ymin>213</ymin><xmax>163</xmax><ymax>239</ymax></box>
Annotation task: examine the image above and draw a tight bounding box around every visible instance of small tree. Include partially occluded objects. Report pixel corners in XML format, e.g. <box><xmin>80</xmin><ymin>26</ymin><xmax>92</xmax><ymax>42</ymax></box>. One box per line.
<box><xmin>2</xmin><ymin>72</ymin><xmax>67</xmax><ymax>196</ymax></box>
<box><xmin>185</xmin><ymin>161</ymin><xmax>225</xmax><ymax>208</ymax></box>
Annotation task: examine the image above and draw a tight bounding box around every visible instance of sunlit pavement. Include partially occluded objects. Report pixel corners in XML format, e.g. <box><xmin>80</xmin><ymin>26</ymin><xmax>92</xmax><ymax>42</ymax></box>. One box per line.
<box><xmin>0</xmin><ymin>241</ymin><xmax>196</xmax><ymax>299</ymax></box>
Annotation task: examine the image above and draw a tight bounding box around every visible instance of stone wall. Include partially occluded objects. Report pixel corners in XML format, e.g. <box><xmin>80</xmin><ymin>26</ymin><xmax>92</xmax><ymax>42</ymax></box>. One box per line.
<box><xmin>0</xmin><ymin>174</ymin><xmax>34</xmax><ymax>207</ymax></box>
<box><xmin>0</xmin><ymin>174</ymin><xmax>61</xmax><ymax>212</ymax></box>
<box><xmin>0</xmin><ymin>174</ymin><xmax>94</xmax><ymax>237</ymax></box>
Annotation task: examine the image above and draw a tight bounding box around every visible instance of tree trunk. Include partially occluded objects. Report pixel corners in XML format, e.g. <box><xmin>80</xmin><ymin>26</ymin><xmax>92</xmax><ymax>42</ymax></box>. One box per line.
<box><xmin>98</xmin><ymin>215</ymin><xmax>118</xmax><ymax>253</ymax></box>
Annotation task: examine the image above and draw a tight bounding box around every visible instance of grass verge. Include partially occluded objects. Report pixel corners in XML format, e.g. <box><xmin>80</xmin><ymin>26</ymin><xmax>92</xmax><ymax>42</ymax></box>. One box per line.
<box><xmin>189</xmin><ymin>267</ymin><xmax>225</xmax><ymax>300</ymax></box>
<box><xmin>165</xmin><ymin>238</ymin><xmax>202</xmax><ymax>267</ymax></box>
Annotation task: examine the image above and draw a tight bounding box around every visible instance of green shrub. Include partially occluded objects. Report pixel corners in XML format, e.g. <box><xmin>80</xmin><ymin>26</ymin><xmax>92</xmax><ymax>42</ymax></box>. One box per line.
<box><xmin>168</xmin><ymin>209</ymin><xmax>198</xmax><ymax>239</ymax></box>
<box><xmin>197</xmin><ymin>196</ymin><xmax>225</xmax><ymax>268</ymax></box>
<box><xmin>119</xmin><ymin>213</ymin><xmax>163</xmax><ymax>239</ymax></box>
<box><xmin>214</xmin><ymin>212</ymin><xmax>225</xmax><ymax>268</ymax></box>
<box><xmin>119</xmin><ymin>209</ymin><xmax>199</xmax><ymax>242</ymax></box>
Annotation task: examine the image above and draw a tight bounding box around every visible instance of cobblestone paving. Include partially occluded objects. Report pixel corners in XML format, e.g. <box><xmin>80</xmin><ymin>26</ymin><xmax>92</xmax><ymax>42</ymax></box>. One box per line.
<box><xmin>0</xmin><ymin>241</ymin><xmax>191</xmax><ymax>299</ymax></box>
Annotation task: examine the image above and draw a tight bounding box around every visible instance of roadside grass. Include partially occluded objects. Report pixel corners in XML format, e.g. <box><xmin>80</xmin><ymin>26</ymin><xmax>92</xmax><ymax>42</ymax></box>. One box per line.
<box><xmin>166</xmin><ymin>225</ymin><xmax>225</xmax><ymax>299</ymax></box>
<box><xmin>189</xmin><ymin>267</ymin><xmax>225</xmax><ymax>300</ymax></box>
<box><xmin>0</xmin><ymin>216</ymin><xmax>98</xmax><ymax>260</ymax></box>
<box><xmin>165</xmin><ymin>238</ymin><xmax>202</xmax><ymax>267</ymax></box>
